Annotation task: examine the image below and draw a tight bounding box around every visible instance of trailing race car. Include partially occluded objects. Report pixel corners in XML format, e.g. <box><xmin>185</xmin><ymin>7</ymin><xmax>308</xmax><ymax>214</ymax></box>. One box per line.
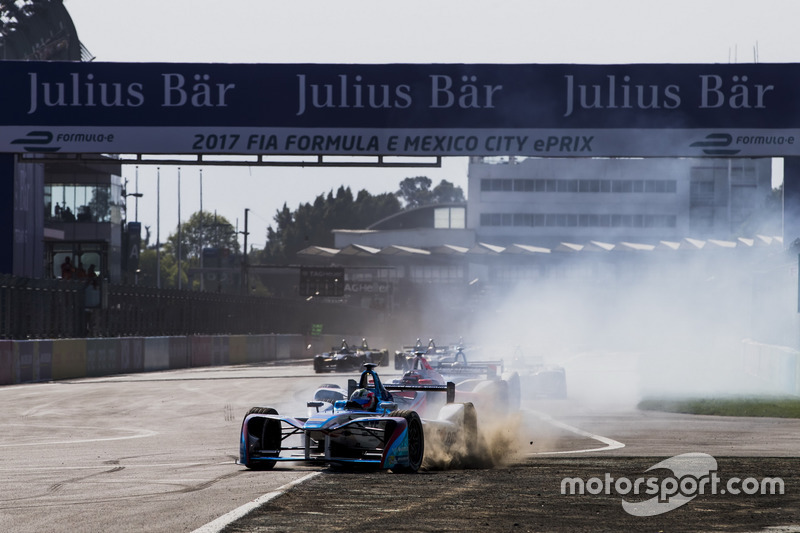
<box><xmin>240</xmin><ymin>363</ymin><xmax>478</xmax><ymax>473</ymax></box>
<box><xmin>394</xmin><ymin>338</ymin><xmax>467</xmax><ymax>371</ymax></box>
<box><xmin>510</xmin><ymin>348</ymin><xmax>567</xmax><ymax>399</ymax></box>
<box><xmin>313</xmin><ymin>338</ymin><xmax>389</xmax><ymax>373</ymax></box>
<box><xmin>390</xmin><ymin>347</ymin><xmax>520</xmax><ymax>416</ymax></box>
<box><xmin>307</xmin><ymin>383</ymin><xmax>348</xmax><ymax>414</ymax></box>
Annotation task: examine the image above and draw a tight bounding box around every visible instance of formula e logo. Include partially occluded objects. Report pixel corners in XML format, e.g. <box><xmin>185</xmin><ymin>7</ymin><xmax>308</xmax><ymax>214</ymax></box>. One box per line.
<box><xmin>10</xmin><ymin>130</ymin><xmax>61</xmax><ymax>153</ymax></box>
<box><xmin>689</xmin><ymin>133</ymin><xmax>740</xmax><ymax>156</ymax></box>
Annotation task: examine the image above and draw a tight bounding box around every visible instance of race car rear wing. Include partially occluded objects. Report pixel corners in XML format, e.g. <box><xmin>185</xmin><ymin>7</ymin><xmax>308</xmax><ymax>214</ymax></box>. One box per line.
<box><xmin>431</xmin><ymin>360</ymin><xmax>505</xmax><ymax>378</ymax></box>
<box><xmin>348</xmin><ymin>379</ymin><xmax>456</xmax><ymax>404</ymax></box>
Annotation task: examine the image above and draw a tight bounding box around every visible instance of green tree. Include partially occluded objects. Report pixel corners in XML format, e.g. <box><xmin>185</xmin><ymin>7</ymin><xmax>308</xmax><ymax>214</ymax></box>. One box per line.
<box><xmin>136</xmin><ymin>248</ymin><xmax>173</xmax><ymax>288</ymax></box>
<box><xmin>432</xmin><ymin>179</ymin><xmax>465</xmax><ymax>204</ymax></box>
<box><xmin>165</xmin><ymin>211</ymin><xmax>240</xmax><ymax>261</ymax></box>
<box><xmin>262</xmin><ymin>186</ymin><xmax>401</xmax><ymax>263</ymax></box>
<box><xmin>396</xmin><ymin>176</ymin><xmax>433</xmax><ymax>208</ymax></box>
<box><xmin>136</xmin><ymin>211</ymin><xmax>240</xmax><ymax>289</ymax></box>
<box><xmin>396</xmin><ymin>177</ymin><xmax>465</xmax><ymax>208</ymax></box>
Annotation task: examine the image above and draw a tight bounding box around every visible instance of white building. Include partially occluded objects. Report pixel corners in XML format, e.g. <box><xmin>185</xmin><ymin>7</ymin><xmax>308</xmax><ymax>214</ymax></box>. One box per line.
<box><xmin>468</xmin><ymin>156</ymin><xmax>773</xmax><ymax>248</ymax></box>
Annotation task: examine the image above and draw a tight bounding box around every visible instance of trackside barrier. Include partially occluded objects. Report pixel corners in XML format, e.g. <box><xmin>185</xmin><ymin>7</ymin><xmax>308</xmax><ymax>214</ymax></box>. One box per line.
<box><xmin>169</xmin><ymin>337</ymin><xmax>190</xmax><ymax>369</ymax></box>
<box><xmin>144</xmin><ymin>337</ymin><xmax>170</xmax><ymax>372</ymax></box>
<box><xmin>742</xmin><ymin>339</ymin><xmax>800</xmax><ymax>396</ymax></box>
<box><xmin>16</xmin><ymin>341</ymin><xmax>34</xmax><ymax>383</ymax></box>
<box><xmin>38</xmin><ymin>340</ymin><xmax>52</xmax><ymax>382</ymax></box>
<box><xmin>0</xmin><ymin>340</ymin><xmax>12</xmax><ymax>385</ymax></box>
<box><xmin>52</xmin><ymin>339</ymin><xmax>87</xmax><ymax>381</ymax></box>
<box><xmin>0</xmin><ymin>334</ymin><xmax>310</xmax><ymax>386</ymax></box>
<box><xmin>191</xmin><ymin>336</ymin><xmax>213</xmax><ymax>367</ymax></box>
<box><xmin>275</xmin><ymin>336</ymin><xmax>293</xmax><ymax>360</ymax></box>
<box><xmin>87</xmin><ymin>338</ymin><xmax>118</xmax><ymax>377</ymax></box>
<box><xmin>120</xmin><ymin>337</ymin><xmax>144</xmax><ymax>373</ymax></box>
<box><xmin>229</xmin><ymin>336</ymin><xmax>247</xmax><ymax>365</ymax></box>
<box><xmin>247</xmin><ymin>335</ymin><xmax>275</xmax><ymax>364</ymax></box>
<box><xmin>213</xmin><ymin>336</ymin><xmax>229</xmax><ymax>366</ymax></box>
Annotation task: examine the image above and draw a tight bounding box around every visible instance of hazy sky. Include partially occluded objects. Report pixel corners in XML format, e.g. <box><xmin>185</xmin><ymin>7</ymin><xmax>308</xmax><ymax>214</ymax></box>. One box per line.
<box><xmin>62</xmin><ymin>0</ymin><xmax>800</xmax><ymax>247</ymax></box>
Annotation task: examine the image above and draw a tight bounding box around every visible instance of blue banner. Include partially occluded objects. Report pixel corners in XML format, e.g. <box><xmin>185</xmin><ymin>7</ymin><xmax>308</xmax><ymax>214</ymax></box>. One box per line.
<box><xmin>1</xmin><ymin>61</ymin><xmax>799</xmax><ymax>156</ymax></box>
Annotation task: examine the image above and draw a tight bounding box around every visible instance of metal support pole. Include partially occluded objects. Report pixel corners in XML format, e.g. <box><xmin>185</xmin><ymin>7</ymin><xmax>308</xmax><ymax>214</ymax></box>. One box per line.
<box><xmin>177</xmin><ymin>167</ymin><xmax>182</xmax><ymax>290</ymax></box>
<box><xmin>242</xmin><ymin>208</ymin><xmax>249</xmax><ymax>294</ymax></box>
<box><xmin>156</xmin><ymin>167</ymin><xmax>161</xmax><ymax>289</ymax></box>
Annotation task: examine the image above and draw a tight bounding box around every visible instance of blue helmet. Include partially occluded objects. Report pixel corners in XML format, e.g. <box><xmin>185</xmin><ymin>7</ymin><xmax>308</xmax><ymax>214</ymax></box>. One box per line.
<box><xmin>349</xmin><ymin>388</ymin><xmax>377</xmax><ymax>411</ymax></box>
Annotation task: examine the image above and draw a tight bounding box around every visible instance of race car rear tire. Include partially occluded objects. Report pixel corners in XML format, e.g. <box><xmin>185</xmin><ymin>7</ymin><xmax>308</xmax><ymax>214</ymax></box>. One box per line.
<box><xmin>244</xmin><ymin>407</ymin><xmax>280</xmax><ymax>470</ymax></box>
<box><xmin>462</xmin><ymin>402</ymin><xmax>479</xmax><ymax>461</ymax></box>
<box><xmin>388</xmin><ymin>410</ymin><xmax>424</xmax><ymax>473</ymax></box>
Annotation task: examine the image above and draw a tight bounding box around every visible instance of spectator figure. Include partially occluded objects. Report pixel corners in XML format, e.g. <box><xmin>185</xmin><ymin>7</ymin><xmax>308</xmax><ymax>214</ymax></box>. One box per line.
<box><xmin>62</xmin><ymin>206</ymin><xmax>74</xmax><ymax>222</ymax></box>
<box><xmin>60</xmin><ymin>257</ymin><xmax>74</xmax><ymax>279</ymax></box>
<box><xmin>74</xmin><ymin>261</ymin><xmax>87</xmax><ymax>279</ymax></box>
<box><xmin>87</xmin><ymin>264</ymin><xmax>98</xmax><ymax>288</ymax></box>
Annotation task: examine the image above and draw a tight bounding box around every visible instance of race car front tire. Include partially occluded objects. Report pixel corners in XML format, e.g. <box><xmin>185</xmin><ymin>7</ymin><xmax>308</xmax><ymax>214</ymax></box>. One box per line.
<box><xmin>244</xmin><ymin>407</ymin><xmax>280</xmax><ymax>470</ymax></box>
<box><xmin>388</xmin><ymin>410</ymin><xmax>424</xmax><ymax>473</ymax></box>
<box><xmin>313</xmin><ymin>358</ymin><xmax>325</xmax><ymax>373</ymax></box>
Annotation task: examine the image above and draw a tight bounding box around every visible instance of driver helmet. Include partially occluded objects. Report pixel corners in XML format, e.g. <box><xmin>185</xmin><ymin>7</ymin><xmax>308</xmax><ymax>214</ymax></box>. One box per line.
<box><xmin>349</xmin><ymin>388</ymin><xmax>377</xmax><ymax>411</ymax></box>
<box><xmin>401</xmin><ymin>370</ymin><xmax>422</xmax><ymax>384</ymax></box>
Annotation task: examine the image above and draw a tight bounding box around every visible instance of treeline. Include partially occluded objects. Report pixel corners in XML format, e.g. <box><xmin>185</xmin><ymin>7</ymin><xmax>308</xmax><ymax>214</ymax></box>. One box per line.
<box><xmin>133</xmin><ymin>176</ymin><xmax>464</xmax><ymax>289</ymax></box>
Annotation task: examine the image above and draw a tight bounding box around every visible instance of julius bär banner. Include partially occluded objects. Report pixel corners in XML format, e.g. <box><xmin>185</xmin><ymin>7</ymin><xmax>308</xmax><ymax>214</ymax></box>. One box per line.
<box><xmin>1</xmin><ymin>61</ymin><xmax>800</xmax><ymax>157</ymax></box>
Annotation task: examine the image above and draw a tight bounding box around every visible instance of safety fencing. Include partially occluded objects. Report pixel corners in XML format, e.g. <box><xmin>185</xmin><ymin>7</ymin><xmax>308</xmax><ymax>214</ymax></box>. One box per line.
<box><xmin>0</xmin><ymin>275</ymin><xmax>86</xmax><ymax>339</ymax></box>
<box><xmin>0</xmin><ymin>274</ymin><xmax>385</xmax><ymax>339</ymax></box>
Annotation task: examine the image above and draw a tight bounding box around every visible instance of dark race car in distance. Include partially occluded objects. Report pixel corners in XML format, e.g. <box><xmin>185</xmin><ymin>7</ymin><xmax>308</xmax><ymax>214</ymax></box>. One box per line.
<box><xmin>313</xmin><ymin>338</ymin><xmax>389</xmax><ymax>373</ymax></box>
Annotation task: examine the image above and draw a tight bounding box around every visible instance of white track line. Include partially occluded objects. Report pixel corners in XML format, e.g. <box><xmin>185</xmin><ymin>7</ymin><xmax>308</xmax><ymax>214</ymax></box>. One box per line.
<box><xmin>192</xmin><ymin>471</ymin><xmax>322</xmax><ymax>533</ymax></box>
<box><xmin>0</xmin><ymin>426</ymin><xmax>158</xmax><ymax>447</ymax></box>
<box><xmin>527</xmin><ymin>410</ymin><xmax>625</xmax><ymax>455</ymax></box>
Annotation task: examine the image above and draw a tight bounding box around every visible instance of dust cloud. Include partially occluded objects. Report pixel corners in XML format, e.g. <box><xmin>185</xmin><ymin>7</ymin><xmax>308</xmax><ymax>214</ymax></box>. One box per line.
<box><xmin>387</xmin><ymin>238</ymin><xmax>797</xmax><ymax>409</ymax></box>
<box><xmin>458</xmin><ymin>244</ymin><xmax>798</xmax><ymax>407</ymax></box>
<box><xmin>423</xmin><ymin>411</ymin><xmax>528</xmax><ymax>471</ymax></box>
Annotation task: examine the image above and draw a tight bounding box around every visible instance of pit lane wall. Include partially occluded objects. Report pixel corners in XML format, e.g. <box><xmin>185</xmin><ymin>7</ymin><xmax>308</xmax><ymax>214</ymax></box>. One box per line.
<box><xmin>741</xmin><ymin>339</ymin><xmax>800</xmax><ymax>396</ymax></box>
<box><xmin>0</xmin><ymin>334</ymin><xmax>314</xmax><ymax>385</ymax></box>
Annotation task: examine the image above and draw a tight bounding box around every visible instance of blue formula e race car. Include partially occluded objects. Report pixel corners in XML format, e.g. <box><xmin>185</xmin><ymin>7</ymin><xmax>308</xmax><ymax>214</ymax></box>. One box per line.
<box><xmin>239</xmin><ymin>364</ymin><xmax>477</xmax><ymax>473</ymax></box>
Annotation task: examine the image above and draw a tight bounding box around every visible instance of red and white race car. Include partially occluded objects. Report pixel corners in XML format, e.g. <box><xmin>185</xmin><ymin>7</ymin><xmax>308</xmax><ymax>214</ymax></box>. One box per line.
<box><xmin>384</xmin><ymin>347</ymin><xmax>520</xmax><ymax>417</ymax></box>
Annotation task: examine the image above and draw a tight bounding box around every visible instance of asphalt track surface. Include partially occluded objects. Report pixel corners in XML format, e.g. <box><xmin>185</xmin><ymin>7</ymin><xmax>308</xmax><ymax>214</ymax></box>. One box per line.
<box><xmin>0</xmin><ymin>360</ymin><xmax>798</xmax><ymax>532</ymax></box>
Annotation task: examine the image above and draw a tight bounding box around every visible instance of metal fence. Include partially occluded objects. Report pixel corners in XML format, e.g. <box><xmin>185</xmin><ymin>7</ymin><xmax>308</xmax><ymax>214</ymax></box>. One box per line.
<box><xmin>0</xmin><ymin>275</ymin><xmax>86</xmax><ymax>339</ymax></box>
<box><xmin>0</xmin><ymin>275</ymin><xmax>384</xmax><ymax>339</ymax></box>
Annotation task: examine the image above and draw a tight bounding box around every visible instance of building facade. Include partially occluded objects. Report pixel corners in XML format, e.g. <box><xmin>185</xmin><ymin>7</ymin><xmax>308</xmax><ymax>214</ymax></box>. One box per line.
<box><xmin>468</xmin><ymin>156</ymin><xmax>774</xmax><ymax>247</ymax></box>
<box><xmin>43</xmin><ymin>157</ymin><xmax>125</xmax><ymax>283</ymax></box>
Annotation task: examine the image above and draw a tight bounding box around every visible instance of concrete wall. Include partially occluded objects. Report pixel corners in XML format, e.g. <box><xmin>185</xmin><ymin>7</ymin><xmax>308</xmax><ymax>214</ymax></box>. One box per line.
<box><xmin>742</xmin><ymin>339</ymin><xmax>800</xmax><ymax>396</ymax></box>
<box><xmin>0</xmin><ymin>333</ymin><xmax>308</xmax><ymax>386</ymax></box>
